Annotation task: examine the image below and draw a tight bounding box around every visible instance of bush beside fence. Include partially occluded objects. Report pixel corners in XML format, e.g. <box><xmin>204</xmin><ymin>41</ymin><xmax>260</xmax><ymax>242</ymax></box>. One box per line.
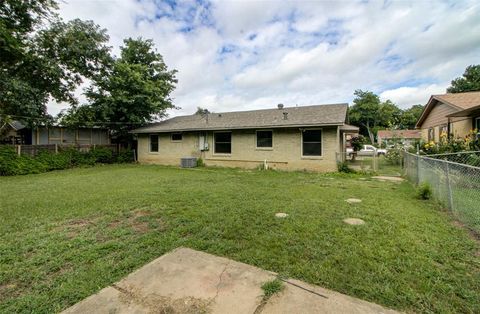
<box><xmin>0</xmin><ymin>145</ymin><xmax>134</xmax><ymax>176</ymax></box>
<box><xmin>403</xmin><ymin>151</ymin><xmax>480</xmax><ymax>234</ymax></box>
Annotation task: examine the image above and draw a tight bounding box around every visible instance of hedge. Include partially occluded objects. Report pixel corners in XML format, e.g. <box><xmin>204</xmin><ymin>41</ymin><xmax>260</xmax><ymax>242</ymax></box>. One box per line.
<box><xmin>0</xmin><ymin>146</ymin><xmax>134</xmax><ymax>176</ymax></box>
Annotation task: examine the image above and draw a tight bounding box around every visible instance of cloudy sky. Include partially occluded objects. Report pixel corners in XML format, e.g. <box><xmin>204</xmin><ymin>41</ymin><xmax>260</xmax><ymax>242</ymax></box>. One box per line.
<box><xmin>52</xmin><ymin>0</ymin><xmax>480</xmax><ymax>117</ymax></box>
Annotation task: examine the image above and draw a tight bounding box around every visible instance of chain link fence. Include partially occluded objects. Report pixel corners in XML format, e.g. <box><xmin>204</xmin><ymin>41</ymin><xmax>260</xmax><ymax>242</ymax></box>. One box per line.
<box><xmin>404</xmin><ymin>151</ymin><xmax>480</xmax><ymax>233</ymax></box>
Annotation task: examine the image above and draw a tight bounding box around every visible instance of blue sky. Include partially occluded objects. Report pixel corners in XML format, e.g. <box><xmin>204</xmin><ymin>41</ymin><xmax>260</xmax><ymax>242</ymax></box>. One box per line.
<box><xmin>53</xmin><ymin>0</ymin><xmax>480</xmax><ymax>116</ymax></box>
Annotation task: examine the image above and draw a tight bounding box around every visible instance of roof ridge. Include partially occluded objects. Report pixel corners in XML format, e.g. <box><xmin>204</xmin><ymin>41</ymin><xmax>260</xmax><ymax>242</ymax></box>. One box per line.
<box><xmin>188</xmin><ymin>103</ymin><xmax>348</xmax><ymax>116</ymax></box>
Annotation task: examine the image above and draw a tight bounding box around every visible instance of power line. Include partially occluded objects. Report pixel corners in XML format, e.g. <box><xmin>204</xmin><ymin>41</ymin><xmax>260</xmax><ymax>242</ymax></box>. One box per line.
<box><xmin>3</xmin><ymin>114</ymin><xmax>160</xmax><ymax>125</ymax></box>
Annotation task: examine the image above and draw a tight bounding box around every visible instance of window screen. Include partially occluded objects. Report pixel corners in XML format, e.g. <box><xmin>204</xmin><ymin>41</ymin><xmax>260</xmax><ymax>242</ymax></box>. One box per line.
<box><xmin>171</xmin><ymin>133</ymin><xmax>182</xmax><ymax>141</ymax></box>
<box><xmin>150</xmin><ymin>135</ymin><xmax>159</xmax><ymax>152</ymax></box>
<box><xmin>302</xmin><ymin>130</ymin><xmax>322</xmax><ymax>156</ymax></box>
<box><xmin>256</xmin><ymin>131</ymin><xmax>273</xmax><ymax>148</ymax></box>
<box><xmin>214</xmin><ymin>132</ymin><xmax>231</xmax><ymax>154</ymax></box>
<box><xmin>428</xmin><ymin>128</ymin><xmax>434</xmax><ymax>142</ymax></box>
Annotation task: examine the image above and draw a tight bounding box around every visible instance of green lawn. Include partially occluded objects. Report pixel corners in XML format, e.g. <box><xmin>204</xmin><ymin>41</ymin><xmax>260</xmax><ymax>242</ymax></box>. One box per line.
<box><xmin>0</xmin><ymin>165</ymin><xmax>479</xmax><ymax>313</ymax></box>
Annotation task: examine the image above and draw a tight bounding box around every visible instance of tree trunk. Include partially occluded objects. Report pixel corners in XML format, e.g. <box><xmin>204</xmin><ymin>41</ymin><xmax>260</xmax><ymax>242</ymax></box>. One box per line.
<box><xmin>366</xmin><ymin>121</ymin><xmax>375</xmax><ymax>144</ymax></box>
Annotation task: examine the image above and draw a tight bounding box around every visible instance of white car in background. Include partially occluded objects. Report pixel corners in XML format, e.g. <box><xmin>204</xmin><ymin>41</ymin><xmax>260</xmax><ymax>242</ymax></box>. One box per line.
<box><xmin>346</xmin><ymin>145</ymin><xmax>387</xmax><ymax>157</ymax></box>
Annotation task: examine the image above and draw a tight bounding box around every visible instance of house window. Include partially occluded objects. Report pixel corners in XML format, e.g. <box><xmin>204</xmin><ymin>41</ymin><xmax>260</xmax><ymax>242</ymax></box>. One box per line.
<box><xmin>214</xmin><ymin>132</ymin><xmax>231</xmax><ymax>154</ymax></box>
<box><xmin>440</xmin><ymin>125</ymin><xmax>448</xmax><ymax>137</ymax></box>
<box><xmin>171</xmin><ymin>133</ymin><xmax>182</xmax><ymax>141</ymax></box>
<box><xmin>475</xmin><ymin>117</ymin><xmax>480</xmax><ymax>131</ymax></box>
<box><xmin>428</xmin><ymin>128</ymin><xmax>434</xmax><ymax>142</ymax></box>
<box><xmin>150</xmin><ymin>135</ymin><xmax>159</xmax><ymax>152</ymax></box>
<box><xmin>256</xmin><ymin>130</ymin><xmax>273</xmax><ymax>148</ymax></box>
<box><xmin>302</xmin><ymin>129</ymin><xmax>322</xmax><ymax>156</ymax></box>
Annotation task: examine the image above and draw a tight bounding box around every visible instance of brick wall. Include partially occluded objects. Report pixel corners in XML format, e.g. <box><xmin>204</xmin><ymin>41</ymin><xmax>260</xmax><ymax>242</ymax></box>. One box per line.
<box><xmin>137</xmin><ymin>126</ymin><xmax>340</xmax><ymax>172</ymax></box>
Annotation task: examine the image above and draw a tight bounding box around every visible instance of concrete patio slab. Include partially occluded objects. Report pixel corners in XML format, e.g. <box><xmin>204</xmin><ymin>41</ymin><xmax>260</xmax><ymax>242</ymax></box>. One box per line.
<box><xmin>262</xmin><ymin>278</ymin><xmax>398</xmax><ymax>314</ymax></box>
<box><xmin>62</xmin><ymin>247</ymin><xmax>398</xmax><ymax>314</ymax></box>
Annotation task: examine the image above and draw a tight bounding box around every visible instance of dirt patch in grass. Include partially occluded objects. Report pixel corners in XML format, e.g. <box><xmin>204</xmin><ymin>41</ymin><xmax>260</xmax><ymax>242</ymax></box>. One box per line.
<box><xmin>452</xmin><ymin>220</ymin><xmax>480</xmax><ymax>241</ymax></box>
<box><xmin>105</xmin><ymin>210</ymin><xmax>166</xmax><ymax>234</ymax></box>
<box><xmin>54</xmin><ymin>218</ymin><xmax>98</xmax><ymax>238</ymax></box>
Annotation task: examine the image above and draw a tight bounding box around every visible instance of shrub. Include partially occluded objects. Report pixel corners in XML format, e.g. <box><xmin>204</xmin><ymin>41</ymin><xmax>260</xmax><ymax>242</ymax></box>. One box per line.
<box><xmin>196</xmin><ymin>157</ymin><xmax>205</xmax><ymax>167</ymax></box>
<box><xmin>115</xmin><ymin>150</ymin><xmax>134</xmax><ymax>163</ymax></box>
<box><xmin>416</xmin><ymin>182</ymin><xmax>432</xmax><ymax>200</ymax></box>
<box><xmin>385</xmin><ymin>145</ymin><xmax>402</xmax><ymax>165</ymax></box>
<box><xmin>337</xmin><ymin>161</ymin><xmax>355</xmax><ymax>173</ymax></box>
<box><xmin>36</xmin><ymin>151</ymin><xmax>71</xmax><ymax>170</ymax></box>
<box><xmin>0</xmin><ymin>145</ymin><xmax>134</xmax><ymax>176</ymax></box>
<box><xmin>91</xmin><ymin>147</ymin><xmax>114</xmax><ymax>163</ymax></box>
<box><xmin>350</xmin><ymin>135</ymin><xmax>365</xmax><ymax>152</ymax></box>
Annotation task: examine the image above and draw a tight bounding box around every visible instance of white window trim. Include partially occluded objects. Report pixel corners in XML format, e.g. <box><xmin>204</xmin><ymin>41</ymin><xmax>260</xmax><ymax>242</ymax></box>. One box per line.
<box><xmin>170</xmin><ymin>132</ymin><xmax>183</xmax><ymax>142</ymax></box>
<box><xmin>301</xmin><ymin>128</ymin><xmax>323</xmax><ymax>159</ymax></box>
<box><xmin>213</xmin><ymin>131</ymin><xmax>232</xmax><ymax>155</ymax></box>
<box><xmin>255</xmin><ymin>129</ymin><xmax>273</xmax><ymax>150</ymax></box>
<box><xmin>149</xmin><ymin>134</ymin><xmax>159</xmax><ymax>153</ymax></box>
<box><xmin>475</xmin><ymin>117</ymin><xmax>480</xmax><ymax>130</ymax></box>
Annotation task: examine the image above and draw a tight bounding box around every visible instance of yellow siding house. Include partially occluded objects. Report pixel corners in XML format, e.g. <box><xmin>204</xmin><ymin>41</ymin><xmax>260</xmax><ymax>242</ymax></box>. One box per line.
<box><xmin>131</xmin><ymin>104</ymin><xmax>358</xmax><ymax>172</ymax></box>
<box><xmin>416</xmin><ymin>91</ymin><xmax>480</xmax><ymax>142</ymax></box>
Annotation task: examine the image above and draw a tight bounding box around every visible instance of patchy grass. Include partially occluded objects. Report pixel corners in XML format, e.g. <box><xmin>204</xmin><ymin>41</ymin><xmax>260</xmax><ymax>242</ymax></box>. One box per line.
<box><xmin>0</xmin><ymin>164</ymin><xmax>479</xmax><ymax>313</ymax></box>
<box><xmin>261</xmin><ymin>279</ymin><xmax>284</xmax><ymax>298</ymax></box>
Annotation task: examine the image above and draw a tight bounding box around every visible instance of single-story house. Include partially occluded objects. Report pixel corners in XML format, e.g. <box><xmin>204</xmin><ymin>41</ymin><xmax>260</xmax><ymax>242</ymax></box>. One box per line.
<box><xmin>131</xmin><ymin>104</ymin><xmax>359</xmax><ymax>172</ymax></box>
<box><xmin>0</xmin><ymin>121</ymin><xmax>110</xmax><ymax>145</ymax></box>
<box><xmin>377</xmin><ymin>129</ymin><xmax>421</xmax><ymax>146</ymax></box>
<box><xmin>416</xmin><ymin>91</ymin><xmax>480</xmax><ymax>142</ymax></box>
<box><xmin>32</xmin><ymin>126</ymin><xmax>110</xmax><ymax>145</ymax></box>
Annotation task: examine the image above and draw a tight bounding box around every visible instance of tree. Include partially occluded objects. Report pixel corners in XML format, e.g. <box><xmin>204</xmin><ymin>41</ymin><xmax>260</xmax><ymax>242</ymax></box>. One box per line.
<box><xmin>0</xmin><ymin>0</ymin><xmax>57</xmax><ymax>68</ymax></box>
<box><xmin>399</xmin><ymin>104</ymin><xmax>424</xmax><ymax>129</ymax></box>
<box><xmin>0</xmin><ymin>1</ymin><xmax>112</xmax><ymax>126</ymax></box>
<box><xmin>447</xmin><ymin>65</ymin><xmax>480</xmax><ymax>93</ymax></box>
<box><xmin>378</xmin><ymin>100</ymin><xmax>402</xmax><ymax>128</ymax></box>
<box><xmin>65</xmin><ymin>38</ymin><xmax>177</xmax><ymax>142</ymax></box>
<box><xmin>195</xmin><ymin>107</ymin><xmax>211</xmax><ymax>115</ymax></box>
<box><xmin>349</xmin><ymin>90</ymin><xmax>382</xmax><ymax>143</ymax></box>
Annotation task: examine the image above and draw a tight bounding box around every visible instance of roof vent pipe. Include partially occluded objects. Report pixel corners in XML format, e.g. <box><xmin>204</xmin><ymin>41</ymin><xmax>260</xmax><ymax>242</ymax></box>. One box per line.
<box><xmin>277</xmin><ymin>103</ymin><xmax>284</xmax><ymax>109</ymax></box>
<box><xmin>283</xmin><ymin>112</ymin><xmax>288</xmax><ymax>120</ymax></box>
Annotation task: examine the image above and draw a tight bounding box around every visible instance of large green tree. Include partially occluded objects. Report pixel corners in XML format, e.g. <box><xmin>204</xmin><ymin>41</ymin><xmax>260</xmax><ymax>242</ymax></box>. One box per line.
<box><xmin>349</xmin><ymin>90</ymin><xmax>382</xmax><ymax>143</ymax></box>
<box><xmin>349</xmin><ymin>90</ymin><xmax>419</xmax><ymax>143</ymax></box>
<box><xmin>0</xmin><ymin>1</ymin><xmax>111</xmax><ymax>126</ymax></box>
<box><xmin>62</xmin><ymin>38</ymin><xmax>177</xmax><ymax>141</ymax></box>
<box><xmin>399</xmin><ymin>104</ymin><xmax>424</xmax><ymax>129</ymax></box>
<box><xmin>447</xmin><ymin>65</ymin><xmax>480</xmax><ymax>93</ymax></box>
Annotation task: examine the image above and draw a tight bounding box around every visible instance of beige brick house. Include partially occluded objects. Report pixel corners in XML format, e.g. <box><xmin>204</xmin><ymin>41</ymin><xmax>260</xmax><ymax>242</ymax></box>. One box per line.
<box><xmin>416</xmin><ymin>91</ymin><xmax>480</xmax><ymax>142</ymax></box>
<box><xmin>131</xmin><ymin>104</ymin><xmax>358</xmax><ymax>172</ymax></box>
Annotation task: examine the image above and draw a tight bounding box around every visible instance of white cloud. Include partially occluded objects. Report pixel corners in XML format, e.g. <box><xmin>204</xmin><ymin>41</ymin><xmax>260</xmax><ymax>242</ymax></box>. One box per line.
<box><xmin>379</xmin><ymin>84</ymin><xmax>447</xmax><ymax>108</ymax></box>
<box><xmin>50</xmin><ymin>0</ymin><xmax>480</xmax><ymax>117</ymax></box>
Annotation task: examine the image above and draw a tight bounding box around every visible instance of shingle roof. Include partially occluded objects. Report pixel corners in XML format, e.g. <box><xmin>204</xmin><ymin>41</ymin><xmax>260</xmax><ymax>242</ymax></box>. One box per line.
<box><xmin>9</xmin><ymin>120</ymin><xmax>26</xmax><ymax>131</ymax></box>
<box><xmin>433</xmin><ymin>91</ymin><xmax>480</xmax><ymax>110</ymax></box>
<box><xmin>377</xmin><ymin>129</ymin><xmax>421</xmax><ymax>139</ymax></box>
<box><xmin>132</xmin><ymin>103</ymin><xmax>349</xmax><ymax>133</ymax></box>
<box><xmin>416</xmin><ymin>91</ymin><xmax>480</xmax><ymax>128</ymax></box>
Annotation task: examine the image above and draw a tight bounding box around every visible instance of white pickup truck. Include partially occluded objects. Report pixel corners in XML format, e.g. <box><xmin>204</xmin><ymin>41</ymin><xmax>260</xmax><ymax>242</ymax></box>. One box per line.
<box><xmin>346</xmin><ymin>145</ymin><xmax>387</xmax><ymax>157</ymax></box>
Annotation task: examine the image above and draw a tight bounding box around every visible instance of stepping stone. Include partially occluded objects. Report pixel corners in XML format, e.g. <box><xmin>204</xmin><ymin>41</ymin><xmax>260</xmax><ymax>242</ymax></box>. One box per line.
<box><xmin>371</xmin><ymin>176</ymin><xmax>404</xmax><ymax>182</ymax></box>
<box><xmin>346</xmin><ymin>198</ymin><xmax>362</xmax><ymax>204</ymax></box>
<box><xmin>343</xmin><ymin>218</ymin><xmax>365</xmax><ymax>225</ymax></box>
<box><xmin>275</xmin><ymin>213</ymin><xmax>288</xmax><ymax>218</ymax></box>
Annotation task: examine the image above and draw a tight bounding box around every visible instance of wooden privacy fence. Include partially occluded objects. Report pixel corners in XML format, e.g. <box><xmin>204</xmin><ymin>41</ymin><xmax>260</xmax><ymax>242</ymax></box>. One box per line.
<box><xmin>13</xmin><ymin>144</ymin><xmax>119</xmax><ymax>157</ymax></box>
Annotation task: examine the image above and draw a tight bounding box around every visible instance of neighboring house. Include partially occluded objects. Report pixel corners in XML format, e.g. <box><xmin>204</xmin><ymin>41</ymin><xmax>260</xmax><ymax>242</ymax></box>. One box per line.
<box><xmin>0</xmin><ymin>121</ymin><xmax>110</xmax><ymax>145</ymax></box>
<box><xmin>131</xmin><ymin>104</ymin><xmax>359</xmax><ymax>172</ymax></box>
<box><xmin>32</xmin><ymin>126</ymin><xmax>110</xmax><ymax>145</ymax></box>
<box><xmin>377</xmin><ymin>130</ymin><xmax>421</xmax><ymax>147</ymax></box>
<box><xmin>0</xmin><ymin>121</ymin><xmax>29</xmax><ymax>144</ymax></box>
<box><xmin>416</xmin><ymin>91</ymin><xmax>480</xmax><ymax>142</ymax></box>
